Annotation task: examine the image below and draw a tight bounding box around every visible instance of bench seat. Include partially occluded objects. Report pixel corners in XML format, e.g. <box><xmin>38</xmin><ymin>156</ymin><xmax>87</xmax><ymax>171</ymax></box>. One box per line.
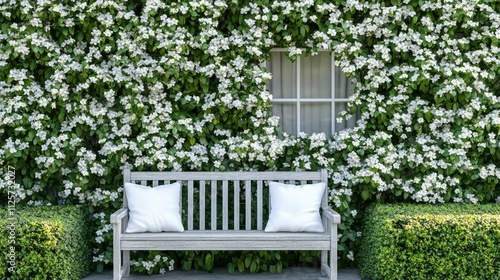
<box><xmin>121</xmin><ymin>230</ymin><xmax>331</xmax><ymax>251</ymax></box>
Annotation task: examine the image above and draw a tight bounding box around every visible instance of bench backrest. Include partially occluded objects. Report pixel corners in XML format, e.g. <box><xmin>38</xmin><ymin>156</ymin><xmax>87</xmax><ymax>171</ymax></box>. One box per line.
<box><xmin>123</xmin><ymin>169</ymin><xmax>328</xmax><ymax>231</ymax></box>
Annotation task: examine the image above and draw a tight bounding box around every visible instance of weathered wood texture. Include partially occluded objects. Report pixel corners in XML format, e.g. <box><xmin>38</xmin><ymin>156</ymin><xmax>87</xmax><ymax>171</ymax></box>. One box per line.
<box><xmin>111</xmin><ymin>169</ymin><xmax>341</xmax><ymax>280</ymax></box>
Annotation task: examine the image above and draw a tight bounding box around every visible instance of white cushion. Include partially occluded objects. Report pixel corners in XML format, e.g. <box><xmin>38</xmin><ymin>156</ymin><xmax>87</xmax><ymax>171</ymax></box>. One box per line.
<box><xmin>265</xmin><ymin>181</ymin><xmax>325</xmax><ymax>232</ymax></box>
<box><xmin>125</xmin><ymin>182</ymin><xmax>184</xmax><ymax>233</ymax></box>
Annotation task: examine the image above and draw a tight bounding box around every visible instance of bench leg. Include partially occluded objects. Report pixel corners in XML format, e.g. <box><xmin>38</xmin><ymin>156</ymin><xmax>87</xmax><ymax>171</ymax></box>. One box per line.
<box><xmin>113</xmin><ymin>224</ymin><xmax>122</xmax><ymax>280</ymax></box>
<box><xmin>123</xmin><ymin>250</ymin><xmax>130</xmax><ymax>276</ymax></box>
<box><xmin>113</xmin><ymin>250</ymin><xmax>129</xmax><ymax>280</ymax></box>
<box><xmin>321</xmin><ymin>250</ymin><xmax>327</xmax><ymax>276</ymax></box>
<box><xmin>113</xmin><ymin>249</ymin><xmax>121</xmax><ymax>280</ymax></box>
<box><xmin>330</xmin><ymin>223</ymin><xmax>337</xmax><ymax>280</ymax></box>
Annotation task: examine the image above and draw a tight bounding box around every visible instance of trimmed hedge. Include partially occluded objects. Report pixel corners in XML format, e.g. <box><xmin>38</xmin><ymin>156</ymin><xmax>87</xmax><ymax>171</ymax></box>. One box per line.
<box><xmin>359</xmin><ymin>203</ymin><xmax>500</xmax><ymax>280</ymax></box>
<box><xmin>0</xmin><ymin>206</ymin><xmax>92</xmax><ymax>280</ymax></box>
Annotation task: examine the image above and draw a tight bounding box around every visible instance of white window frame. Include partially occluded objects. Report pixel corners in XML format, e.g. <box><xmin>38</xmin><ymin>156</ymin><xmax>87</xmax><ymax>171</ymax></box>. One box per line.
<box><xmin>267</xmin><ymin>48</ymin><xmax>352</xmax><ymax>136</ymax></box>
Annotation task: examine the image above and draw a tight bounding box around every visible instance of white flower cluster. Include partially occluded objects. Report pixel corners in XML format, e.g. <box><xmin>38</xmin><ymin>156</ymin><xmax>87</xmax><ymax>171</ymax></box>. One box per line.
<box><xmin>131</xmin><ymin>255</ymin><xmax>175</xmax><ymax>273</ymax></box>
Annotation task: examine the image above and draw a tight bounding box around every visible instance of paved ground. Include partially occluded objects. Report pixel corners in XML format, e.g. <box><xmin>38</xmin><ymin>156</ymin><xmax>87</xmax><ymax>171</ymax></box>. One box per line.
<box><xmin>83</xmin><ymin>267</ymin><xmax>361</xmax><ymax>280</ymax></box>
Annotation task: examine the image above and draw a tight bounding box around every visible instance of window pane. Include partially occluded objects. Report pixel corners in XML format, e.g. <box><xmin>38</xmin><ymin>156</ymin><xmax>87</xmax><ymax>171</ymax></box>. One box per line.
<box><xmin>300</xmin><ymin>53</ymin><xmax>331</xmax><ymax>98</ymax></box>
<box><xmin>267</xmin><ymin>53</ymin><xmax>296</xmax><ymax>98</ymax></box>
<box><xmin>335</xmin><ymin>102</ymin><xmax>357</xmax><ymax>131</ymax></box>
<box><xmin>335</xmin><ymin>68</ymin><xmax>354</xmax><ymax>98</ymax></box>
<box><xmin>272</xmin><ymin>103</ymin><xmax>296</xmax><ymax>135</ymax></box>
<box><xmin>300</xmin><ymin>103</ymin><xmax>331</xmax><ymax>135</ymax></box>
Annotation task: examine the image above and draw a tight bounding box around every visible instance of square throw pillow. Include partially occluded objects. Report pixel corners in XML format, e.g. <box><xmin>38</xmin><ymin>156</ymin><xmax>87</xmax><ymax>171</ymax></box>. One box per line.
<box><xmin>265</xmin><ymin>181</ymin><xmax>325</xmax><ymax>232</ymax></box>
<box><xmin>125</xmin><ymin>182</ymin><xmax>184</xmax><ymax>233</ymax></box>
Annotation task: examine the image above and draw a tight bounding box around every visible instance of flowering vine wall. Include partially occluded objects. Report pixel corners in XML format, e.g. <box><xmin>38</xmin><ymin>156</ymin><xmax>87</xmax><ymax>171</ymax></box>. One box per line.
<box><xmin>1</xmin><ymin>0</ymin><xmax>499</xmax><ymax>272</ymax></box>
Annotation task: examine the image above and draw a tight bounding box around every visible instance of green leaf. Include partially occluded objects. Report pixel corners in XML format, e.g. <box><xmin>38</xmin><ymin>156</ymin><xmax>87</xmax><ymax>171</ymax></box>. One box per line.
<box><xmin>76</xmin><ymin>126</ymin><xmax>82</xmax><ymax>137</ymax></box>
<box><xmin>205</xmin><ymin>253</ymin><xmax>212</xmax><ymax>267</ymax></box>
<box><xmin>1</xmin><ymin>23</ymin><xmax>9</xmax><ymax>33</ymax></box>
<box><xmin>245</xmin><ymin>256</ymin><xmax>252</xmax><ymax>268</ymax></box>
<box><xmin>182</xmin><ymin>260</ymin><xmax>192</xmax><ymax>271</ymax></box>
<box><xmin>346</xmin><ymin>232</ymin><xmax>356</xmax><ymax>241</ymax></box>
<box><xmin>424</xmin><ymin>112</ymin><xmax>432</xmax><ymax>122</ymax></box>
<box><xmin>97</xmin><ymin>263</ymin><xmax>103</xmax><ymax>273</ymax></box>
<box><xmin>270</xmin><ymin>265</ymin><xmax>276</xmax><ymax>273</ymax></box>
<box><xmin>26</xmin><ymin>130</ymin><xmax>34</xmax><ymax>141</ymax></box>
<box><xmin>58</xmin><ymin>110</ymin><xmax>65</xmax><ymax>122</ymax></box>
<box><xmin>22</xmin><ymin>177</ymin><xmax>32</xmax><ymax>188</ymax></box>
<box><xmin>250</xmin><ymin>260</ymin><xmax>257</xmax><ymax>273</ymax></box>
<box><xmin>201</xmin><ymin>83</ymin><xmax>209</xmax><ymax>93</ymax></box>
<box><xmin>238</xmin><ymin>260</ymin><xmax>244</xmax><ymax>272</ymax></box>
<box><xmin>362</xmin><ymin>190</ymin><xmax>371</xmax><ymax>201</ymax></box>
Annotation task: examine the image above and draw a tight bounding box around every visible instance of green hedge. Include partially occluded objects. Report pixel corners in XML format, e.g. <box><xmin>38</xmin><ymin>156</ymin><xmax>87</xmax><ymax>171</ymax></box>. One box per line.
<box><xmin>359</xmin><ymin>203</ymin><xmax>500</xmax><ymax>280</ymax></box>
<box><xmin>0</xmin><ymin>206</ymin><xmax>92</xmax><ymax>280</ymax></box>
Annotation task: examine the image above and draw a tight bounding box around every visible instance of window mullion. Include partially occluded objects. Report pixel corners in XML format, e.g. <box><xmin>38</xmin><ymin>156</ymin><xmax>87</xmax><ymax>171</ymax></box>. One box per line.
<box><xmin>333</xmin><ymin>98</ymin><xmax>350</xmax><ymax>102</ymax></box>
<box><xmin>331</xmin><ymin>54</ymin><xmax>336</xmax><ymax>134</ymax></box>
<box><xmin>296</xmin><ymin>56</ymin><xmax>301</xmax><ymax>135</ymax></box>
<box><xmin>273</xmin><ymin>98</ymin><xmax>332</xmax><ymax>102</ymax></box>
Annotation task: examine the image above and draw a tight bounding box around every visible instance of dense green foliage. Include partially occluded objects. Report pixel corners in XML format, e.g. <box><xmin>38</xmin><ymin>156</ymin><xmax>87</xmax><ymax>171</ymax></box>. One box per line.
<box><xmin>0</xmin><ymin>206</ymin><xmax>92</xmax><ymax>279</ymax></box>
<box><xmin>359</xmin><ymin>203</ymin><xmax>500</xmax><ymax>280</ymax></box>
<box><xmin>0</xmin><ymin>0</ymin><xmax>499</xmax><ymax>273</ymax></box>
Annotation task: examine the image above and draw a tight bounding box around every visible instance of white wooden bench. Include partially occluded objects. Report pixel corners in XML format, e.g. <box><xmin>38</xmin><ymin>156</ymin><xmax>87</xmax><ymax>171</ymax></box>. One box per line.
<box><xmin>110</xmin><ymin>169</ymin><xmax>341</xmax><ymax>280</ymax></box>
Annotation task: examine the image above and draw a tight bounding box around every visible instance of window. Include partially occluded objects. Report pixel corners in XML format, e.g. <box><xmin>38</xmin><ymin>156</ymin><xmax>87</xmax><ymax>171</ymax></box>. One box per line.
<box><xmin>266</xmin><ymin>49</ymin><xmax>358</xmax><ymax>136</ymax></box>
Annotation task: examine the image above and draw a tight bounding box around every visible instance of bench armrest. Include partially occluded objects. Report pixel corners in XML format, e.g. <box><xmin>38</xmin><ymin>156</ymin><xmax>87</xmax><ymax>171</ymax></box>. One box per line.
<box><xmin>110</xmin><ymin>208</ymin><xmax>129</xmax><ymax>224</ymax></box>
<box><xmin>323</xmin><ymin>207</ymin><xmax>341</xmax><ymax>224</ymax></box>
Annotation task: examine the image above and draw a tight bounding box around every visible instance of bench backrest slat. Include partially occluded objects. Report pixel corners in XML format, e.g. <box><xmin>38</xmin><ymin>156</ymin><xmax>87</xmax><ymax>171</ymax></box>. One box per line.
<box><xmin>222</xmin><ymin>180</ymin><xmax>229</xmax><ymax>231</ymax></box>
<box><xmin>211</xmin><ymin>180</ymin><xmax>217</xmax><ymax>230</ymax></box>
<box><xmin>257</xmin><ymin>180</ymin><xmax>263</xmax><ymax>230</ymax></box>
<box><xmin>123</xmin><ymin>169</ymin><xmax>328</xmax><ymax>231</ymax></box>
<box><xmin>234</xmin><ymin>181</ymin><xmax>240</xmax><ymax>230</ymax></box>
<box><xmin>200</xmin><ymin>180</ymin><xmax>206</xmax><ymax>230</ymax></box>
<box><xmin>245</xmin><ymin>180</ymin><xmax>252</xmax><ymax>230</ymax></box>
<box><xmin>188</xmin><ymin>181</ymin><xmax>194</xmax><ymax>230</ymax></box>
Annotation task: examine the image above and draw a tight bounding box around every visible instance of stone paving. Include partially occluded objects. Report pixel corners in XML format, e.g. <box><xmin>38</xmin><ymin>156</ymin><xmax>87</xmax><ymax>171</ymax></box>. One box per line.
<box><xmin>83</xmin><ymin>267</ymin><xmax>361</xmax><ymax>280</ymax></box>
